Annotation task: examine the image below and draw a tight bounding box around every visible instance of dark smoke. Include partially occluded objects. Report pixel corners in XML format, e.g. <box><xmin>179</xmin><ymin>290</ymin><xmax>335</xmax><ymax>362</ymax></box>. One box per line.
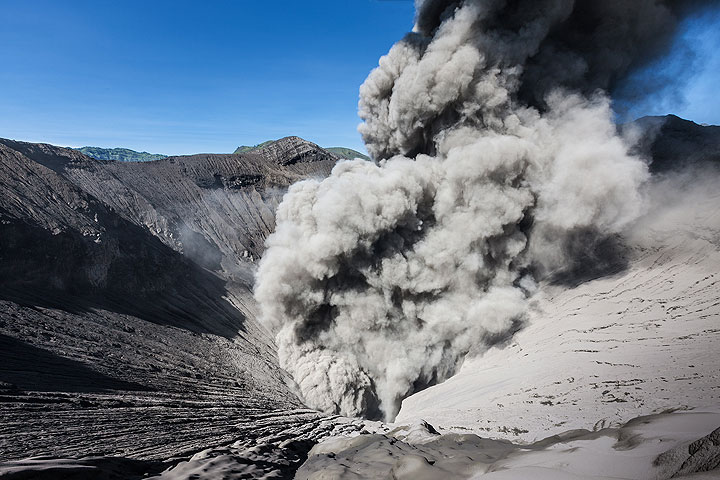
<box><xmin>416</xmin><ymin>0</ymin><xmax>716</xmax><ymax>111</ymax></box>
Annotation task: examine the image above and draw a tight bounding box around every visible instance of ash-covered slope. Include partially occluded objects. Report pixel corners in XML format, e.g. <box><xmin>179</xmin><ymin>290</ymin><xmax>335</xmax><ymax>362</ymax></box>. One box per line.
<box><xmin>0</xmin><ymin>142</ymin><xmax>248</xmax><ymax>335</ymax></box>
<box><xmin>298</xmin><ymin>408</ymin><xmax>720</xmax><ymax>479</ymax></box>
<box><xmin>396</xmin><ymin>171</ymin><xmax>720</xmax><ymax>442</ymax></box>
<box><xmin>0</xmin><ymin>136</ymin><xmax>337</xmax><ymax>282</ymax></box>
<box><xmin>378</xmin><ymin>118</ymin><xmax>720</xmax><ymax>448</ymax></box>
<box><xmin>0</xmin><ymin>137</ymin><xmax>340</xmax><ymax>477</ymax></box>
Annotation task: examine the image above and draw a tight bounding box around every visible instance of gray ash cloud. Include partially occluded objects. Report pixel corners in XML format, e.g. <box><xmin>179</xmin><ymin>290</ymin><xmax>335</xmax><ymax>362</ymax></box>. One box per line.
<box><xmin>255</xmin><ymin>0</ymin><xmax>710</xmax><ymax>420</ymax></box>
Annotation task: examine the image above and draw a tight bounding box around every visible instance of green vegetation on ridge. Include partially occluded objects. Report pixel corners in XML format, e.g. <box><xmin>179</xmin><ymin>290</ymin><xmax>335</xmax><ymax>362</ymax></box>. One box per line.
<box><xmin>325</xmin><ymin>147</ymin><xmax>370</xmax><ymax>161</ymax></box>
<box><xmin>76</xmin><ymin>140</ymin><xmax>371</xmax><ymax>162</ymax></box>
<box><xmin>76</xmin><ymin>147</ymin><xmax>167</xmax><ymax>162</ymax></box>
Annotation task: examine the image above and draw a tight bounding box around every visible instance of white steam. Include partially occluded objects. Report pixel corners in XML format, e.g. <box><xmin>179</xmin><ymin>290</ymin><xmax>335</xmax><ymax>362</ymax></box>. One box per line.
<box><xmin>251</xmin><ymin>0</ymin><xmax>700</xmax><ymax>420</ymax></box>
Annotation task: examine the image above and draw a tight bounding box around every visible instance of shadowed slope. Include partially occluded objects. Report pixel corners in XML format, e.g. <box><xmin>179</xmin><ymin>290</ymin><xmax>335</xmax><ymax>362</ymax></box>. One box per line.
<box><xmin>0</xmin><ymin>138</ymin><xmax>338</xmax><ymax>469</ymax></box>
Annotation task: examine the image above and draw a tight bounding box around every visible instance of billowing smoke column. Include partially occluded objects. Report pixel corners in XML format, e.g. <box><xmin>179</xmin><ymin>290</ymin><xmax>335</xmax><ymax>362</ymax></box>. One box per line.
<box><xmin>256</xmin><ymin>0</ymin><xmax>712</xmax><ymax>421</ymax></box>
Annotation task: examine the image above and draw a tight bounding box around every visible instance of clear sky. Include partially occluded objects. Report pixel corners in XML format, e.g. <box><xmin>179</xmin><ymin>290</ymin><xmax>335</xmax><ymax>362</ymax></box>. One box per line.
<box><xmin>0</xmin><ymin>0</ymin><xmax>416</xmax><ymax>155</ymax></box>
<box><xmin>0</xmin><ymin>1</ymin><xmax>718</xmax><ymax>155</ymax></box>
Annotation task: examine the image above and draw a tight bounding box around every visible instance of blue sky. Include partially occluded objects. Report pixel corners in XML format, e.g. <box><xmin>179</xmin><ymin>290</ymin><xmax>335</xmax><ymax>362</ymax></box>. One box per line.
<box><xmin>0</xmin><ymin>1</ymin><xmax>718</xmax><ymax>155</ymax></box>
<box><xmin>617</xmin><ymin>6</ymin><xmax>720</xmax><ymax>126</ymax></box>
<box><xmin>0</xmin><ymin>0</ymin><xmax>415</xmax><ymax>155</ymax></box>
<box><xmin>664</xmin><ymin>8</ymin><xmax>720</xmax><ymax>126</ymax></box>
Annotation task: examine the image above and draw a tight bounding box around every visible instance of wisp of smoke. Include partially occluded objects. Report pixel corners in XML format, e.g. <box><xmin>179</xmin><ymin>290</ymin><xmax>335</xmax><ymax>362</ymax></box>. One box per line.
<box><xmin>255</xmin><ymin>0</ymin><xmax>712</xmax><ymax>421</ymax></box>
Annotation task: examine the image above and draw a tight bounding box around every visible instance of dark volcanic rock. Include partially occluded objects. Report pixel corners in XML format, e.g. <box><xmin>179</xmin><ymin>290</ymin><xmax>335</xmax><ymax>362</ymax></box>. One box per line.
<box><xmin>0</xmin><ymin>138</ymin><xmax>89</xmax><ymax>173</ymax></box>
<box><xmin>672</xmin><ymin>427</ymin><xmax>720</xmax><ymax>477</ymax></box>
<box><xmin>0</xmin><ymin>142</ymin><xmax>248</xmax><ymax>336</ymax></box>
<box><xmin>630</xmin><ymin>115</ymin><xmax>720</xmax><ymax>173</ymax></box>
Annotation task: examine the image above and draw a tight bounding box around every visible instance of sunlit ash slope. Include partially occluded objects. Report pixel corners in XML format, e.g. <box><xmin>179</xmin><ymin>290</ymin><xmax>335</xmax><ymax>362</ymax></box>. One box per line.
<box><xmin>398</xmin><ymin>167</ymin><xmax>720</xmax><ymax>441</ymax></box>
<box><xmin>396</xmin><ymin>115</ymin><xmax>720</xmax><ymax>443</ymax></box>
<box><xmin>294</xmin><ymin>124</ymin><xmax>720</xmax><ymax>479</ymax></box>
<box><xmin>0</xmin><ymin>137</ymin><xmax>347</xmax><ymax>478</ymax></box>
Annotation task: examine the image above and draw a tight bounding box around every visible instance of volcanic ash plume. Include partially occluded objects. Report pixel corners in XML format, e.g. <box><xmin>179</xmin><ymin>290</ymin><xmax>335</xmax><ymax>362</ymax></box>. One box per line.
<box><xmin>255</xmin><ymin>0</ymin><xmax>709</xmax><ymax>420</ymax></box>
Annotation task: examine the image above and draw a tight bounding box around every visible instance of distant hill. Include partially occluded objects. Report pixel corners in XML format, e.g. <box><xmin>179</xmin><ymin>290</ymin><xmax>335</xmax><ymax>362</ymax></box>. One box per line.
<box><xmin>325</xmin><ymin>147</ymin><xmax>370</xmax><ymax>161</ymax></box>
<box><xmin>629</xmin><ymin>114</ymin><xmax>720</xmax><ymax>173</ymax></box>
<box><xmin>76</xmin><ymin>146</ymin><xmax>167</xmax><ymax>162</ymax></box>
<box><xmin>234</xmin><ymin>141</ymin><xmax>370</xmax><ymax>161</ymax></box>
<box><xmin>76</xmin><ymin>143</ymin><xmax>369</xmax><ymax>163</ymax></box>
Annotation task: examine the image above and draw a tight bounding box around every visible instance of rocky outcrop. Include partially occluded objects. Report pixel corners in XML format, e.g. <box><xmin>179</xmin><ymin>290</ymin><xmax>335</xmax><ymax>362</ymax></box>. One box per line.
<box><xmin>672</xmin><ymin>427</ymin><xmax>720</xmax><ymax>477</ymax></box>
<box><xmin>247</xmin><ymin>136</ymin><xmax>340</xmax><ymax>166</ymax></box>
